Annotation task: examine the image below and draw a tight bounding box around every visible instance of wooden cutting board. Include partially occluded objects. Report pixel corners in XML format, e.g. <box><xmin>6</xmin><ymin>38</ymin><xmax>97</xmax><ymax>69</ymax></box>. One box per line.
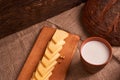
<box><xmin>17</xmin><ymin>27</ymin><xmax>80</xmax><ymax>80</ymax></box>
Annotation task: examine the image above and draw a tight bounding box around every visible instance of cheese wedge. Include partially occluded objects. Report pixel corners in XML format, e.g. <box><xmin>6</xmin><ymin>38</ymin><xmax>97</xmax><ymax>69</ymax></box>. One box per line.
<box><xmin>37</xmin><ymin>61</ymin><xmax>57</xmax><ymax>77</ymax></box>
<box><xmin>42</xmin><ymin>53</ymin><xmax>60</xmax><ymax>67</ymax></box>
<box><xmin>48</xmin><ymin>41</ymin><xmax>63</xmax><ymax>53</ymax></box>
<box><xmin>52</xmin><ymin>29</ymin><xmax>69</xmax><ymax>43</ymax></box>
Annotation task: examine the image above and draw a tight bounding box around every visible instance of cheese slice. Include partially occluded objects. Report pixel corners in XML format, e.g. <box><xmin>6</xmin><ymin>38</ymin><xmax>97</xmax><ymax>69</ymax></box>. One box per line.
<box><xmin>52</xmin><ymin>29</ymin><xmax>69</xmax><ymax>43</ymax></box>
<box><xmin>45</xmin><ymin>40</ymin><xmax>65</xmax><ymax>60</ymax></box>
<box><xmin>31</xmin><ymin>73</ymin><xmax>37</xmax><ymax>80</ymax></box>
<box><xmin>34</xmin><ymin>71</ymin><xmax>41</xmax><ymax>80</ymax></box>
<box><xmin>45</xmin><ymin>48</ymin><xmax>62</xmax><ymax>60</ymax></box>
<box><xmin>44</xmin><ymin>72</ymin><xmax>52</xmax><ymax>80</ymax></box>
<box><xmin>35</xmin><ymin>67</ymin><xmax>54</xmax><ymax>80</ymax></box>
<box><xmin>37</xmin><ymin>61</ymin><xmax>57</xmax><ymax>77</ymax></box>
<box><xmin>53</xmin><ymin>40</ymin><xmax>65</xmax><ymax>45</ymax></box>
<box><xmin>48</xmin><ymin>41</ymin><xmax>63</xmax><ymax>53</ymax></box>
<box><xmin>42</xmin><ymin>53</ymin><xmax>60</xmax><ymax>67</ymax></box>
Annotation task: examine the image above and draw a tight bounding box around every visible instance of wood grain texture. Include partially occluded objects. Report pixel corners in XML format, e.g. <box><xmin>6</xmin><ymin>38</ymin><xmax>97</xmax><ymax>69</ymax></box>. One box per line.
<box><xmin>0</xmin><ymin>0</ymin><xmax>85</xmax><ymax>39</ymax></box>
<box><xmin>0</xmin><ymin>4</ymin><xmax>120</xmax><ymax>80</ymax></box>
<box><xmin>50</xmin><ymin>34</ymin><xmax>80</xmax><ymax>80</ymax></box>
<box><xmin>17</xmin><ymin>27</ymin><xmax>56</xmax><ymax>80</ymax></box>
<box><xmin>0</xmin><ymin>21</ymin><xmax>57</xmax><ymax>80</ymax></box>
<box><xmin>17</xmin><ymin>27</ymin><xmax>80</xmax><ymax>80</ymax></box>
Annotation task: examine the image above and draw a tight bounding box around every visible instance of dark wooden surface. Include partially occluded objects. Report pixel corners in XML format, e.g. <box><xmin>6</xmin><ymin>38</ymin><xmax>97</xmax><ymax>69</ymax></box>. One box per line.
<box><xmin>0</xmin><ymin>4</ymin><xmax>120</xmax><ymax>80</ymax></box>
<box><xmin>0</xmin><ymin>0</ymin><xmax>86</xmax><ymax>39</ymax></box>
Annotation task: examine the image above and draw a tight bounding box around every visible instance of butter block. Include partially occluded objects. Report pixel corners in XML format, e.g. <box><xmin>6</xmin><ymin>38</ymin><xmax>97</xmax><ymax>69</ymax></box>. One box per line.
<box><xmin>52</xmin><ymin>29</ymin><xmax>69</xmax><ymax>43</ymax></box>
<box><xmin>37</xmin><ymin>61</ymin><xmax>57</xmax><ymax>77</ymax></box>
<box><xmin>42</xmin><ymin>53</ymin><xmax>60</xmax><ymax>67</ymax></box>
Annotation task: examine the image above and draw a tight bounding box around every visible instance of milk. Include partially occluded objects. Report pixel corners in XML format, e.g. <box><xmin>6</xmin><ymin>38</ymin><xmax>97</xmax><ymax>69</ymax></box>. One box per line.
<box><xmin>81</xmin><ymin>41</ymin><xmax>109</xmax><ymax>65</ymax></box>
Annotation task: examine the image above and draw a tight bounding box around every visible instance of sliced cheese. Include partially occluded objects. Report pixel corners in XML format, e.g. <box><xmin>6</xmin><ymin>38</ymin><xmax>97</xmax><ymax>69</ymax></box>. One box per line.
<box><xmin>45</xmin><ymin>49</ymin><xmax>59</xmax><ymax>60</ymax></box>
<box><xmin>31</xmin><ymin>29</ymin><xmax>69</xmax><ymax>80</ymax></box>
<box><xmin>34</xmin><ymin>71</ymin><xmax>41</xmax><ymax>80</ymax></box>
<box><xmin>45</xmin><ymin>40</ymin><xmax>65</xmax><ymax>60</ymax></box>
<box><xmin>31</xmin><ymin>73</ymin><xmax>37</xmax><ymax>80</ymax></box>
<box><xmin>48</xmin><ymin>41</ymin><xmax>63</xmax><ymax>53</ymax></box>
<box><xmin>44</xmin><ymin>72</ymin><xmax>52</xmax><ymax>80</ymax></box>
<box><xmin>37</xmin><ymin>63</ymin><xmax>46</xmax><ymax>76</ymax></box>
<box><xmin>52</xmin><ymin>29</ymin><xmax>69</xmax><ymax>43</ymax></box>
<box><xmin>42</xmin><ymin>53</ymin><xmax>60</xmax><ymax>67</ymax></box>
<box><xmin>53</xmin><ymin>40</ymin><xmax>65</xmax><ymax>45</ymax></box>
<box><xmin>35</xmin><ymin>67</ymin><xmax>54</xmax><ymax>80</ymax></box>
<box><xmin>37</xmin><ymin>61</ymin><xmax>57</xmax><ymax>77</ymax></box>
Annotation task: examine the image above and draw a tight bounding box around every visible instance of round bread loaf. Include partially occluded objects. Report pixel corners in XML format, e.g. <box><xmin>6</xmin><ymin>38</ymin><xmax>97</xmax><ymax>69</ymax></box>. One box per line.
<box><xmin>82</xmin><ymin>0</ymin><xmax>120</xmax><ymax>46</ymax></box>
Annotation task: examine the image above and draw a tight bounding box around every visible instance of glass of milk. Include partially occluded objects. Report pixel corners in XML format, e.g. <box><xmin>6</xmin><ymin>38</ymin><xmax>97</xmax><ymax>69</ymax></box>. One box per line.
<box><xmin>80</xmin><ymin>37</ymin><xmax>112</xmax><ymax>73</ymax></box>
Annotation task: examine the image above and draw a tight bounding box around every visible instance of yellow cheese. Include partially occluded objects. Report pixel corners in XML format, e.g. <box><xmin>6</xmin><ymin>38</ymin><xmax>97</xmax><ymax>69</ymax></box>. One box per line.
<box><xmin>31</xmin><ymin>73</ymin><xmax>37</xmax><ymax>80</ymax></box>
<box><xmin>45</xmin><ymin>49</ymin><xmax>58</xmax><ymax>60</ymax></box>
<box><xmin>37</xmin><ymin>61</ymin><xmax>57</xmax><ymax>77</ymax></box>
<box><xmin>44</xmin><ymin>48</ymin><xmax>52</xmax><ymax>59</ymax></box>
<box><xmin>42</xmin><ymin>53</ymin><xmax>60</xmax><ymax>67</ymax></box>
<box><xmin>35</xmin><ymin>67</ymin><xmax>54</xmax><ymax>80</ymax></box>
<box><xmin>45</xmin><ymin>40</ymin><xmax>65</xmax><ymax>60</ymax></box>
<box><xmin>48</xmin><ymin>41</ymin><xmax>63</xmax><ymax>53</ymax></box>
<box><xmin>37</xmin><ymin>63</ymin><xmax>46</xmax><ymax>76</ymax></box>
<box><xmin>31</xmin><ymin>29</ymin><xmax>69</xmax><ymax>80</ymax></box>
<box><xmin>52</xmin><ymin>29</ymin><xmax>69</xmax><ymax>43</ymax></box>
<box><xmin>53</xmin><ymin>40</ymin><xmax>65</xmax><ymax>45</ymax></box>
<box><xmin>44</xmin><ymin>72</ymin><xmax>52</xmax><ymax>80</ymax></box>
<box><xmin>34</xmin><ymin>71</ymin><xmax>42</xmax><ymax>80</ymax></box>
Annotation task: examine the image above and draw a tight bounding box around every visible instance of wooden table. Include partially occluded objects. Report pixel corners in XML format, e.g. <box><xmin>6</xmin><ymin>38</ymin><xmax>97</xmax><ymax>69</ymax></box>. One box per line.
<box><xmin>0</xmin><ymin>4</ymin><xmax>120</xmax><ymax>80</ymax></box>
